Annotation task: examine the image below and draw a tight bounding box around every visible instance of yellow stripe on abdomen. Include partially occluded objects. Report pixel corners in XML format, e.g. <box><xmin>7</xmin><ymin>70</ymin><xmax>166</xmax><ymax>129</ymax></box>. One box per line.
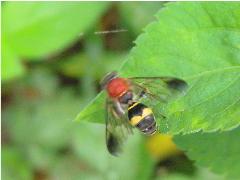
<box><xmin>128</xmin><ymin>102</ymin><xmax>139</xmax><ymax>111</ymax></box>
<box><xmin>130</xmin><ymin>108</ymin><xmax>153</xmax><ymax>126</ymax></box>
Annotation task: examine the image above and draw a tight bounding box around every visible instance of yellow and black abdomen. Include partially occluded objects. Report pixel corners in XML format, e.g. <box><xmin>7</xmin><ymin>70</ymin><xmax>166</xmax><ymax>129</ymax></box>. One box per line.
<box><xmin>128</xmin><ymin>102</ymin><xmax>157</xmax><ymax>135</ymax></box>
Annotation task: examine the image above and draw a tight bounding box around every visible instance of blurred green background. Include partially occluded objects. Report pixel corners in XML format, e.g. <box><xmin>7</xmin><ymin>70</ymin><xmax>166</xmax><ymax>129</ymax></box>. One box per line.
<box><xmin>2</xmin><ymin>2</ymin><xmax>222</xmax><ymax>180</ymax></box>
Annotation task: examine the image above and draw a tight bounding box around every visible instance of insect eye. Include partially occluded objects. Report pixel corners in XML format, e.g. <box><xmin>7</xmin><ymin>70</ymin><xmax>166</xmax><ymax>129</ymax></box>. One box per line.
<box><xmin>100</xmin><ymin>71</ymin><xmax>118</xmax><ymax>90</ymax></box>
<box><xmin>119</xmin><ymin>91</ymin><xmax>133</xmax><ymax>104</ymax></box>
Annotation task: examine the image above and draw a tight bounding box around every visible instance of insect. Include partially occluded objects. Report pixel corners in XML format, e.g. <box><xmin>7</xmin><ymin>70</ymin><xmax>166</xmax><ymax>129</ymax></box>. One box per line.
<box><xmin>100</xmin><ymin>71</ymin><xmax>188</xmax><ymax>156</ymax></box>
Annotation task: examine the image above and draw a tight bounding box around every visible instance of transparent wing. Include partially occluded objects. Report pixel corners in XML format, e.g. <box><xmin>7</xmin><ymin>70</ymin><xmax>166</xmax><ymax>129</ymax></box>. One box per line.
<box><xmin>105</xmin><ymin>99</ymin><xmax>133</xmax><ymax>156</ymax></box>
<box><xmin>129</xmin><ymin>76</ymin><xmax>188</xmax><ymax>105</ymax></box>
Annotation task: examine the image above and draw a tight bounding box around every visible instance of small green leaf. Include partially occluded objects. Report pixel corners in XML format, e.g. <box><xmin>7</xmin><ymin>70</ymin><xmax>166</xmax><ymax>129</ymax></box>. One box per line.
<box><xmin>174</xmin><ymin>126</ymin><xmax>240</xmax><ymax>179</ymax></box>
<box><xmin>2</xmin><ymin>2</ymin><xmax>109</xmax><ymax>58</ymax></box>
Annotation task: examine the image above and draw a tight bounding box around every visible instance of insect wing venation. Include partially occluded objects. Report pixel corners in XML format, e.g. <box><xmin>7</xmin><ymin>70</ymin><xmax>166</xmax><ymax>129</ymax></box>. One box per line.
<box><xmin>129</xmin><ymin>76</ymin><xmax>188</xmax><ymax>104</ymax></box>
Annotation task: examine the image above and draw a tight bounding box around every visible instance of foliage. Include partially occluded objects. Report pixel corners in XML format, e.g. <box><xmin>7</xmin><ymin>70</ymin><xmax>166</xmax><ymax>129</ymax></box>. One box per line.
<box><xmin>2</xmin><ymin>2</ymin><xmax>240</xmax><ymax>180</ymax></box>
<box><xmin>174</xmin><ymin>127</ymin><xmax>240</xmax><ymax>179</ymax></box>
<box><xmin>76</xmin><ymin>2</ymin><xmax>240</xmax><ymax>179</ymax></box>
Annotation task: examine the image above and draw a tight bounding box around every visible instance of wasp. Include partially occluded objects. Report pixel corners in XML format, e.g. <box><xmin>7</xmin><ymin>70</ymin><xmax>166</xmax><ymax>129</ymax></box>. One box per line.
<box><xmin>100</xmin><ymin>71</ymin><xmax>188</xmax><ymax>156</ymax></box>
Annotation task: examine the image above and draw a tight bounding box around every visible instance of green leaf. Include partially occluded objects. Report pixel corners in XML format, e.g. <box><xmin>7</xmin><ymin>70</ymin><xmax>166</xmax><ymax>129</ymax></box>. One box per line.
<box><xmin>2</xmin><ymin>2</ymin><xmax>109</xmax><ymax>58</ymax></box>
<box><xmin>121</xmin><ymin>2</ymin><xmax>240</xmax><ymax>78</ymax></box>
<box><xmin>1</xmin><ymin>39</ymin><xmax>25</xmax><ymax>81</ymax></box>
<box><xmin>123</xmin><ymin>1</ymin><xmax>240</xmax><ymax>75</ymax></box>
<box><xmin>76</xmin><ymin>2</ymin><xmax>240</xmax><ymax>134</ymax></box>
<box><xmin>174</xmin><ymin>126</ymin><xmax>240</xmax><ymax>179</ymax></box>
<box><xmin>75</xmin><ymin>92</ymin><xmax>105</xmax><ymax>123</ymax></box>
<box><xmin>159</xmin><ymin>67</ymin><xmax>240</xmax><ymax>134</ymax></box>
